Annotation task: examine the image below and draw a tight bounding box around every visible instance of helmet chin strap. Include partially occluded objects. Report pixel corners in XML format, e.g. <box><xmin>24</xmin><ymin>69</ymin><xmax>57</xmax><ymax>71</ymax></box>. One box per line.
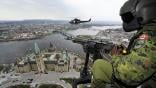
<box><xmin>126</xmin><ymin>29</ymin><xmax>143</xmax><ymax>54</ymax></box>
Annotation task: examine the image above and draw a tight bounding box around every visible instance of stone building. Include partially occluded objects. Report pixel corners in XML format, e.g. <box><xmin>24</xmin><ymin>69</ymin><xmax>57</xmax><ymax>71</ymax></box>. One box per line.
<box><xmin>15</xmin><ymin>43</ymin><xmax>71</xmax><ymax>73</ymax></box>
<box><xmin>15</xmin><ymin>60</ymin><xmax>31</xmax><ymax>73</ymax></box>
<box><xmin>55</xmin><ymin>51</ymin><xmax>70</xmax><ymax>72</ymax></box>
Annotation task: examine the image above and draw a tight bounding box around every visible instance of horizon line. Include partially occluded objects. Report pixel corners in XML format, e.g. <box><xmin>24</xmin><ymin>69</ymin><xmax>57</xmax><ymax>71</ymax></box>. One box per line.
<box><xmin>0</xmin><ymin>19</ymin><xmax>122</xmax><ymax>22</ymax></box>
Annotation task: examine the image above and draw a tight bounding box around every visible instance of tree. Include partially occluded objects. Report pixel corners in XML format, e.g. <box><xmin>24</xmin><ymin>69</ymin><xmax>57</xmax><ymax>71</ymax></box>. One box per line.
<box><xmin>39</xmin><ymin>84</ymin><xmax>63</xmax><ymax>88</ymax></box>
<box><xmin>0</xmin><ymin>65</ymin><xmax>4</xmax><ymax>72</ymax></box>
<box><xmin>55</xmin><ymin>54</ymin><xmax>61</xmax><ymax>61</ymax></box>
<box><xmin>7</xmin><ymin>85</ymin><xmax>30</xmax><ymax>88</ymax></box>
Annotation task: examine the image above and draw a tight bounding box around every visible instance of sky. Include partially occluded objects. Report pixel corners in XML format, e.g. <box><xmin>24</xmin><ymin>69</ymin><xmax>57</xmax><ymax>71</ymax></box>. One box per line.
<box><xmin>0</xmin><ymin>0</ymin><xmax>127</xmax><ymax>21</ymax></box>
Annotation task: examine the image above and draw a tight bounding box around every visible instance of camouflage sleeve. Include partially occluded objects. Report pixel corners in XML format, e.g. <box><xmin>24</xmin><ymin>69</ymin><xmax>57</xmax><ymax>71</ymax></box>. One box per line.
<box><xmin>113</xmin><ymin>30</ymin><xmax>156</xmax><ymax>85</ymax></box>
<box><xmin>91</xmin><ymin>59</ymin><xmax>113</xmax><ymax>88</ymax></box>
<box><xmin>91</xmin><ymin>25</ymin><xmax>156</xmax><ymax>88</ymax></box>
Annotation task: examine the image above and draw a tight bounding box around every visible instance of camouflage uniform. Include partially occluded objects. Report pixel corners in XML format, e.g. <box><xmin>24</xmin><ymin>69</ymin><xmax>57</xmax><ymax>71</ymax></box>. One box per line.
<box><xmin>91</xmin><ymin>23</ymin><xmax>156</xmax><ymax>88</ymax></box>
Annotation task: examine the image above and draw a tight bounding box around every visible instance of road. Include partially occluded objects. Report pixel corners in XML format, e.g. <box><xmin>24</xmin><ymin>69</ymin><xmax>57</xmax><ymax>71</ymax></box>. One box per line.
<box><xmin>0</xmin><ymin>70</ymin><xmax>80</xmax><ymax>88</ymax></box>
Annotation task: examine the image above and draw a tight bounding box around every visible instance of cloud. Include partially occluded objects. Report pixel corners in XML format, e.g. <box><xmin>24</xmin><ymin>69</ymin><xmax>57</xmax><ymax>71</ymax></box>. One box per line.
<box><xmin>63</xmin><ymin>0</ymin><xmax>127</xmax><ymax>21</ymax></box>
<box><xmin>0</xmin><ymin>0</ymin><xmax>127</xmax><ymax>21</ymax></box>
<box><xmin>23</xmin><ymin>0</ymin><xmax>36</xmax><ymax>4</ymax></box>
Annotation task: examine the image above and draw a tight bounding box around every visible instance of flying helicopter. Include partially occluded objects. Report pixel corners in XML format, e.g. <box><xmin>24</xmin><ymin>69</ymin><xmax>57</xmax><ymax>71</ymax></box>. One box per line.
<box><xmin>69</xmin><ymin>18</ymin><xmax>91</xmax><ymax>24</ymax></box>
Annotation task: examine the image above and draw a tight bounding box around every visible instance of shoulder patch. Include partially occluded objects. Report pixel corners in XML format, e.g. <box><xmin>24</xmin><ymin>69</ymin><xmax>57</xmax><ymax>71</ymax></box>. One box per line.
<box><xmin>138</xmin><ymin>33</ymin><xmax>150</xmax><ymax>41</ymax></box>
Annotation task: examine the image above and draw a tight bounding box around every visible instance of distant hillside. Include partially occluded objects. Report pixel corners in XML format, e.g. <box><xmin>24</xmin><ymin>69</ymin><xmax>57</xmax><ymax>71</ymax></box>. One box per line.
<box><xmin>0</xmin><ymin>19</ymin><xmax>121</xmax><ymax>26</ymax></box>
<box><xmin>0</xmin><ymin>20</ymin><xmax>68</xmax><ymax>25</ymax></box>
<box><xmin>92</xmin><ymin>21</ymin><xmax>121</xmax><ymax>26</ymax></box>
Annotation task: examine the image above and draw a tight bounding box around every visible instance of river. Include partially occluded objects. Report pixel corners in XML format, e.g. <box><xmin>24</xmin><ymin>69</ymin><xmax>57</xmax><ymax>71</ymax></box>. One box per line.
<box><xmin>0</xmin><ymin>25</ymin><xmax>122</xmax><ymax>64</ymax></box>
<box><xmin>0</xmin><ymin>34</ymin><xmax>84</xmax><ymax>64</ymax></box>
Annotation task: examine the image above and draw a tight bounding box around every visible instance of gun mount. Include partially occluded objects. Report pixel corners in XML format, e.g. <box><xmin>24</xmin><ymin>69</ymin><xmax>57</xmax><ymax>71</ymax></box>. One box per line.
<box><xmin>67</xmin><ymin>34</ymin><xmax>114</xmax><ymax>88</ymax></box>
<box><xmin>54</xmin><ymin>31</ymin><xmax>114</xmax><ymax>88</ymax></box>
<box><xmin>72</xmin><ymin>38</ymin><xmax>114</xmax><ymax>88</ymax></box>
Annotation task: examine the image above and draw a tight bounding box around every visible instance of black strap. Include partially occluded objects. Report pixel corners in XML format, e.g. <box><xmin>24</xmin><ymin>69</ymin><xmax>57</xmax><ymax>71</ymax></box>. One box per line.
<box><xmin>126</xmin><ymin>30</ymin><xmax>143</xmax><ymax>53</ymax></box>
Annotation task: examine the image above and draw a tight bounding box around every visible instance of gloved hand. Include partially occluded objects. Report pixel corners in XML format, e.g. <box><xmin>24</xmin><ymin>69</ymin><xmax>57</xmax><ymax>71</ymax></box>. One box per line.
<box><xmin>110</xmin><ymin>44</ymin><xmax>127</xmax><ymax>56</ymax></box>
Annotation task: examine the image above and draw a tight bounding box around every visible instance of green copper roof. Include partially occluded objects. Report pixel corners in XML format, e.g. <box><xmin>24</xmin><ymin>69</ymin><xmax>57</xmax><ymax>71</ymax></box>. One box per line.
<box><xmin>62</xmin><ymin>50</ymin><xmax>69</xmax><ymax>61</ymax></box>
<box><xmin>34</xmin><ymin>42</ymin><xmax>40</xmax><ymax>55</ymax></box>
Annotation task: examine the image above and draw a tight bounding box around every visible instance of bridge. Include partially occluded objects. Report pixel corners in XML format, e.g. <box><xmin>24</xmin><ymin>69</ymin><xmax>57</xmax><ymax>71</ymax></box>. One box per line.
<box><xmin>53</xmin><ymin>30</ymin><xmax>75</xmax><ymax>40</ymax></box>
